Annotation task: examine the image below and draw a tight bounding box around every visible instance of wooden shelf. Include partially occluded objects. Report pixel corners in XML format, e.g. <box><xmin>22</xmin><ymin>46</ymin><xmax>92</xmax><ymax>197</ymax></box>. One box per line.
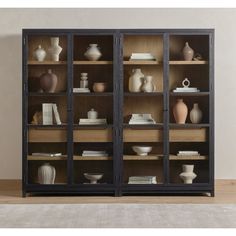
<box><xmin>28</xmin><ymin>92</ymin><xmax>67</xmax><ymax>96</ymax></box>
<box><xmin>169</xmin><ymin>155</ymin><xmax>208</xmax><ymax>160</ymax></box>
<box><xmin>169</xmin><ymin>61</ymin><xmax>208</xmax><ymax>65</ymax></box>
<box><xmin>73</xmin><ymin>61</ymin><xmax>113</xmax><ymax>65</ymax></box>
<box><xmin>73</xmin><ymin>156</ymin><xmax>112</xmax><ymax>161</ymax></box>
<box><xmin>73</xmin><ymin>124</ymin><xmax>113</xmax><ymax>129</ymax></box>
<box><xmin>124</xmin><ymin>92</ymin><xmax>163</xmax><ymax>96</ymax></box>
<box><xmin>28</xmin><ymin>124</ymin><xmax>67</xmax><ymax>129</ymax></box>
<box><xmin>73</xmin><ymin>92</ymin><xmax>113</xmax><ymax>96</ymax></box>
<box><xmin>123</xmin><ymin>124</ymin><xmax>163</xmax><ymax>129</ymax></box>
<box><xmin>123</xmin><ymin>60</ymin><xmax>160</xmax><ymax>65</ymax></box>
<box><xmin>27</xmin><ymin>155</ymin><xmax>67</xmax><ymax>161</ymax></box>
<box><xmin>123</xmin><ymin>155</ymin><xmax>163</xmax><ymax>160</ymax></box>
<box><xmin>169</xmin><ymin>123</ymin><xmax>210</xmax><ymax>128</ymax></box>
<box><xmin>28</xmin><ymin>61</ymin><xmax>67</xmax><ymax>65</ymax></box>
<box><xmin>170</xmin><ymin>92</ymin><xmax>210</xmax><ymax>96</ymax></box>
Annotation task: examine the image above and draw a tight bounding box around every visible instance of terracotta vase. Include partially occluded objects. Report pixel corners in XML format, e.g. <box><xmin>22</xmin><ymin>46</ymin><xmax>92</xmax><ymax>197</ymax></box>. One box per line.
<box><xmin>141</xmin><ymin>75</ymin><xmax>155</xmax><ymax>92</ymax></box>
<box><xmin>48</xmin><ymin>37</ymin><xmax>62</xmax><ymax>61</ymax></box>
<box><xmin>39</xmin><ymin>69</ymin><xmax>58</xmax><ymax>93</ymax></box>
<box><xmin>190</xmin><ymin>103</ymin><xmax>203</xmax><ymax>124</ymax></box>
<box><xmin>84</xmin><ymin>44</ymin><xmax>102</xmax><ymax>61</ymax></box>
<box><xmin>129</xmin><ymin>68</ymin><xmax>144</xmax><ymax>92</ymax></box>
<box><xmin>183</xmin><ymin>42</ymin><xmax>194</xmax><ymax>61</ymax></box>
<box><xmin>179</xmin><ymin>165</ymin><xmax>197</xmax><ymax>184</ymax></box>
<box><xmin>173</xmin><ymin>99</ymin><xmax>188</xmax><ymax>124</ymax></box>
<box><xmin>34</xmin><ymin>45</ymin><xmax>46</xmax><ymax>61</ymax></box>
<box><xmin>38</xmin><ymin>163</ymin><xmax>56</xmax><ymax>184</ymax></box>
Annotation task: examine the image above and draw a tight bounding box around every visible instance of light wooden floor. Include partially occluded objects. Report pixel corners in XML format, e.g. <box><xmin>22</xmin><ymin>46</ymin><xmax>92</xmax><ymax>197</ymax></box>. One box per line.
<box><xmin>0</xmin><ymin>180</ymin><xmax>235</xmax><ymax>204</ymax></box>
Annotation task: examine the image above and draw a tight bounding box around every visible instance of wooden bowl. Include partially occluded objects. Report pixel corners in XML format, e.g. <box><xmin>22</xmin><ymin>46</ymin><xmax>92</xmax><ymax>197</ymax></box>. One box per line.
<box><xmin>93</xmin><ymin>82</ymin><xmax>107</xmax><ymax>93</ymax></box>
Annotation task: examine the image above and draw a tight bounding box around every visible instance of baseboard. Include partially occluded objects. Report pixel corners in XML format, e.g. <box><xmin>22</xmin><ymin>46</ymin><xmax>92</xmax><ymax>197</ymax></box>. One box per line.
<box><xmin>0</xmin><ymin>179</ymin><xmax>235</xmax><ymax>191</ymax></box>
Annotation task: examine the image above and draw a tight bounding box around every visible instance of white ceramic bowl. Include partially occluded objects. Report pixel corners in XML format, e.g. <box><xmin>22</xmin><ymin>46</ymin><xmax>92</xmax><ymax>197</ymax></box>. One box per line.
<box><xmin>132</xmin><ymin>146</ymin><xmax>152</xmax><ymax>156</ymax></box>
<box><xmin>84</xmin><ymin>173</ymin><xmax>103</xmax><ymax>184</ymax></box>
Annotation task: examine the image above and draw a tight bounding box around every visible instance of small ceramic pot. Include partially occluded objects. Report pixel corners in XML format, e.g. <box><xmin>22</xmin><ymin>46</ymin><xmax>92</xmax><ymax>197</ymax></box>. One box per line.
<box><xmin>84</xmin><ymin>44</ymin><xmax>102</xmax><ymax>61</ymax></box>
<box><xmin>34</xmin><ymin>45</ymin><xmax>46</xmax><ymax>61</ymax></box>
<box><xmin>87</xmin><ymin>108</ymin><xmax>98</xmax><ymax>119</ymax></box>
<box><xmin>93</xmin><ymin>82</ymin><xmax>107</xmax><ymax>93</ymax></box>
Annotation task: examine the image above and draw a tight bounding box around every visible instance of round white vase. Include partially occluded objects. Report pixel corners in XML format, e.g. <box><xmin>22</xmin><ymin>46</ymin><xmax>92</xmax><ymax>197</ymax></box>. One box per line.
<box><xmin>34</xmin><ymin>45</ymin><xmax>46</xmax><ymax>61</ymax></box>
<box><xmin>190</xmin><ymin>103</ymin><xmax>203</xmax><ymax>124</ymax></box>
<box><xmin>84</xmin><ymin>44</ymin><xmax>102</xmax><ymax>61</ymax></box>
<box><xmin>48</xmin><ymin>37</ymin><xmax>62</xmax><ymax>62</ymax></box>
<box><xmin>38</xmin><ymin>163</ymin><xmax>56</xmax><ymax>184</ymax></box>
<box><xmin>128</xmin><ymin>68</ymin><xmax>144</xmax><ymax>92</ymax></box>
<box><xmin>179</xmin><ymin>164</ymin><xmax>197</xmax><ymax>184</ymax></box>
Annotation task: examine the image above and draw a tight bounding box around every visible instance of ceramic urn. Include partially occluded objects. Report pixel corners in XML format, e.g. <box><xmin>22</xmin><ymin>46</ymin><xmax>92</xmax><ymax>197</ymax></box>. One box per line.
<box><xmin>129</xmin><ymin>68</ymin><xmax>144</xmax><ymax>92</ymax></box>
<box><xmin>190</xmin><ymin>103</ymin><xmax>203</xmax><ymax>124</ymax></box>
<box><xmin>38</xmin><ymin>163</ymin><xmax>56</xmax><ymax>184</ymax></box>
<box><xmin>39</xmin><ymin>69</ymin><xmax>58</xmax><ymax>93</ymax></box>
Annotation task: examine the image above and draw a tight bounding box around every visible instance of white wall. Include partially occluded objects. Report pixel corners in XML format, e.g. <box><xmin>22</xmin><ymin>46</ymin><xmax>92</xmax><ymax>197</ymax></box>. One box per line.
<box><xmin>0</xmin><ymin>8</ymin><xmax>235</xmax><ymax>179</ymax></box>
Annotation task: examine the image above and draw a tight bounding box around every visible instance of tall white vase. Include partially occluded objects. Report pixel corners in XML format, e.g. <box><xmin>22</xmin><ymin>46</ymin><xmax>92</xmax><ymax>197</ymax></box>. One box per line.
<box><xmin>183</xmin><ymin>42</ymin><xmax>194</xmax><ymax>61</ymax></box>
<box><xmin>38</xmin><ymin>163</ymin><xmax>56</xmax><ymax>184</ymax></box>
<box><xmin>48</xmin><ymin>37</ymin><xmax>62</xmax><ymax>61</ymax></box>
<box><xmin>190</xmin><ymin>103</ymin><xmax>203</xmax><ymax>124</ymax></box>
<box><xmin>179</xmin><ymin>165</ymin><xmax>197</xmax><ymax>184</ymax></box>
<box><xmin>128</xmin><ymin>68</ymin><xmax>144</xmax><ymax>92</ymax></box>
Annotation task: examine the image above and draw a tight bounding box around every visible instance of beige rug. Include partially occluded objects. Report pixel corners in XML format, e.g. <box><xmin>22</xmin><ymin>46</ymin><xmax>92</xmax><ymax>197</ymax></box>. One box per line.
<box><xmin>0</xmin><ymin>204</ymin><xmax>235</xmax><ymax>228</ymax></box>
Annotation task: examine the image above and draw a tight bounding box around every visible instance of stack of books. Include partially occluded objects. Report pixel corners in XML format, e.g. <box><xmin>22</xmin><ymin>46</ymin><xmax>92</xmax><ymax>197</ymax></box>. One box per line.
<box><xmin>79</xmin><ymin>118</ymin><xmax>107</xmax><ymax>125</ymax></box>
<box><xmin>32</xmin><ymin>152</ymin><xmax>62</xmax><ymax>157</ymax></box>
<box><xmin>42</xmin><ymin>103</ymin><xmax>61</xmax><ymax>125</ymax></box>
<box><xmin>173</xmin><ymin>87</ymin><xmax>200</xmax><ymax>93</ymax></box>
<box><xmin>128</xmin><ymin>176</ymin><xmax>157</xmax><ymax>184</ymax></box>
<box><xmin>82</xmin><ymin>150</ymin><xmax>108</xmax><ymax>157</ymax></box>
<box><xmin>129</xmin><ymin>53</ymin><xmax>156</xmax><ymax>61</ymax></box>
<box><xmin>129</xmin><ymin>114</ymin><xmax>156</xmax><ymax>125</ymax></box>
<box><xmin>177</xmin><ymin>151</ymin><xmax>200</xmax><ymax>156</ymax></box>
<box><xmin>73</xmin><ymin>88</ymin><xmax>90</xmax><ymax>93</ymax></box>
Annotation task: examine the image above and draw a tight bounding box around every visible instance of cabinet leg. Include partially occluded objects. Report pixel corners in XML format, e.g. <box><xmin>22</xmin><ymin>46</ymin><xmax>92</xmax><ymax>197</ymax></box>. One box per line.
<box><xmin>211</xmin><ymin>190</ymin><xmax>215</xmax><ymax>197</ymax></box>
<box><xmin>114</xmin><ymin>189</ymin><xmax>122</xmax><ymax>197</ymax></box>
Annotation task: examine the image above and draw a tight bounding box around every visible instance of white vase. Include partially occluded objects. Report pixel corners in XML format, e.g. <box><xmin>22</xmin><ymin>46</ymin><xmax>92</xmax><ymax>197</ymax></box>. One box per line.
<box><xmin>190</xmin><ymin>103</ymin><xmax>203</xmax><ymax>124</ymax></box>
<box><xmin>48</xmin><ymin>37</ymin><xmax>62</xmax><ymax>61</ymax></box>
<box><xmin>87</xmin><ymin>108</ymin><xmax>98</xmax><ymax>119</ymax></box>
<box><xmin>141</xmin><ymin>75</ymin><xmax>155</xmax><ymax>92</ymax></box>
<box><xmin>80</xmin><ymin>73</ymin><xmax>88</xmax><ymax>88</ymax></box>
<box><xmin>38</xmin><ymin>163</ymin><xmax>56</xmax><ymax>184</ymax></box>
<box><xmin>34</xmin><ymin>45</ymin><xmax>46</xmax><ymax>61</ymax></box>
<box><xmin>128</xmin><ymin>68</ymin><xmax>144</xmax><ymax>92</ymax></box>
<box><xmin>179</xmin><ymin>165</ymin><xmax>197</xmax><ymax>184</ymax></box>
<box><xmin>84</xmin><ymin>44</ymin><xmax>102</xmax><ymax>61</ymax></box>
<box><xmin>183</xmin><ymin>42</ymin><xmax>194</xmax><ymax>61</ymax></box>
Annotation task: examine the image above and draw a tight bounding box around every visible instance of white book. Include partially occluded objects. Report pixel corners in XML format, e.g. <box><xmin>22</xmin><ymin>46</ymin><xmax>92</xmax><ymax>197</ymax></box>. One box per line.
<box><xmin>32</xmin><ymin>152</ymin><xmax>62</xmax><ymax>157</ymax></box>
<box><xmin>79</xmin><ymin>118</ymin><xmax>107</xmax><ymax>125</ymax></box>
<box><xmin>178</xmin><ymin>151</ymin><xmax>199</xmax><ymax>154</ymax></box>
<box><xmin>82</xmin><ymin>154</ymin><xmax>109</xmax><ymax>157</ymax></box>
<box><xmin>83</xmin><ymin>150</ymin><xmax>107</xmax><ymax>154</ymax></box>
<box><xmin>52</xmin><ymin>104</ymin><xmax>62</xmax><ymax>125</ymax></box>
<box><xmin>42</xmin><ymin>103</ymin><xmax>53</xmax><ymax>125</ymax></box>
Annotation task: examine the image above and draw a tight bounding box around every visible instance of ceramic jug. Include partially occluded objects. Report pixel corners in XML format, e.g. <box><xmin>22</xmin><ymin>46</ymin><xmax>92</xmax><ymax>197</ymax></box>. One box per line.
<box><xmin>128</xmin><ymin>68</ymin><xmax>144</xmax><ymax>92</ymax></box>
<box><xmin>173</xmin><ymin>99</ymin><xmax>188</xmax><ymax>124</ymax></box>
<box><xmin>38</xmin><ymin>163</ymin><xmax>56</xmax><ymax>184</ymax></box>
<box><xmin>141</xmin><ymin>75</ymin><xmax>155</xmax><ymax>92</ymax></box>
<box><xmin>84</xmin><ymin>44</ymin><xmax>102</xmax><ymax>61</ymax></box>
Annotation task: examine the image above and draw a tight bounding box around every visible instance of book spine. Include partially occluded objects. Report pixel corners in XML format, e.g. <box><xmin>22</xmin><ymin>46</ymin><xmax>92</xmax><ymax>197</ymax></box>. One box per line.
<box><xmin>42</xmin><ymin>103</ymin><xmax>53</xmax><ymax>125</ymax></box>
<box><xmin>52</xmin><ymin>104</ymin><xmax>62</xmax><ymax>125</ymax></box>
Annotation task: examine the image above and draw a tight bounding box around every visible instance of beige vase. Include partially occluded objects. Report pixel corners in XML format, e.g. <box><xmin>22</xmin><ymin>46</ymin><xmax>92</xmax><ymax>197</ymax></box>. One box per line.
<box><xmin>190</xmin><ymin>103</ymin><xmax>203</xmax><ymax>124</ymax></box>
<box><xmin>173</xmin><ymin>99</ymin><xmax>188</xmax><ymax>124</ymax></box>
<box><xmin>183</xmin><ymin>42</ymin><xmax>194</xmax><ymax>61</ymax></box>
<box><xmin>128</xmin><ymin>68</ymin><xmax>144</xmax><ymax>92</ymax></box>
<box><xmin>39</xmin><ymin>69</ymin><xmax>58</xmax><ymax>93</ymax></box>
